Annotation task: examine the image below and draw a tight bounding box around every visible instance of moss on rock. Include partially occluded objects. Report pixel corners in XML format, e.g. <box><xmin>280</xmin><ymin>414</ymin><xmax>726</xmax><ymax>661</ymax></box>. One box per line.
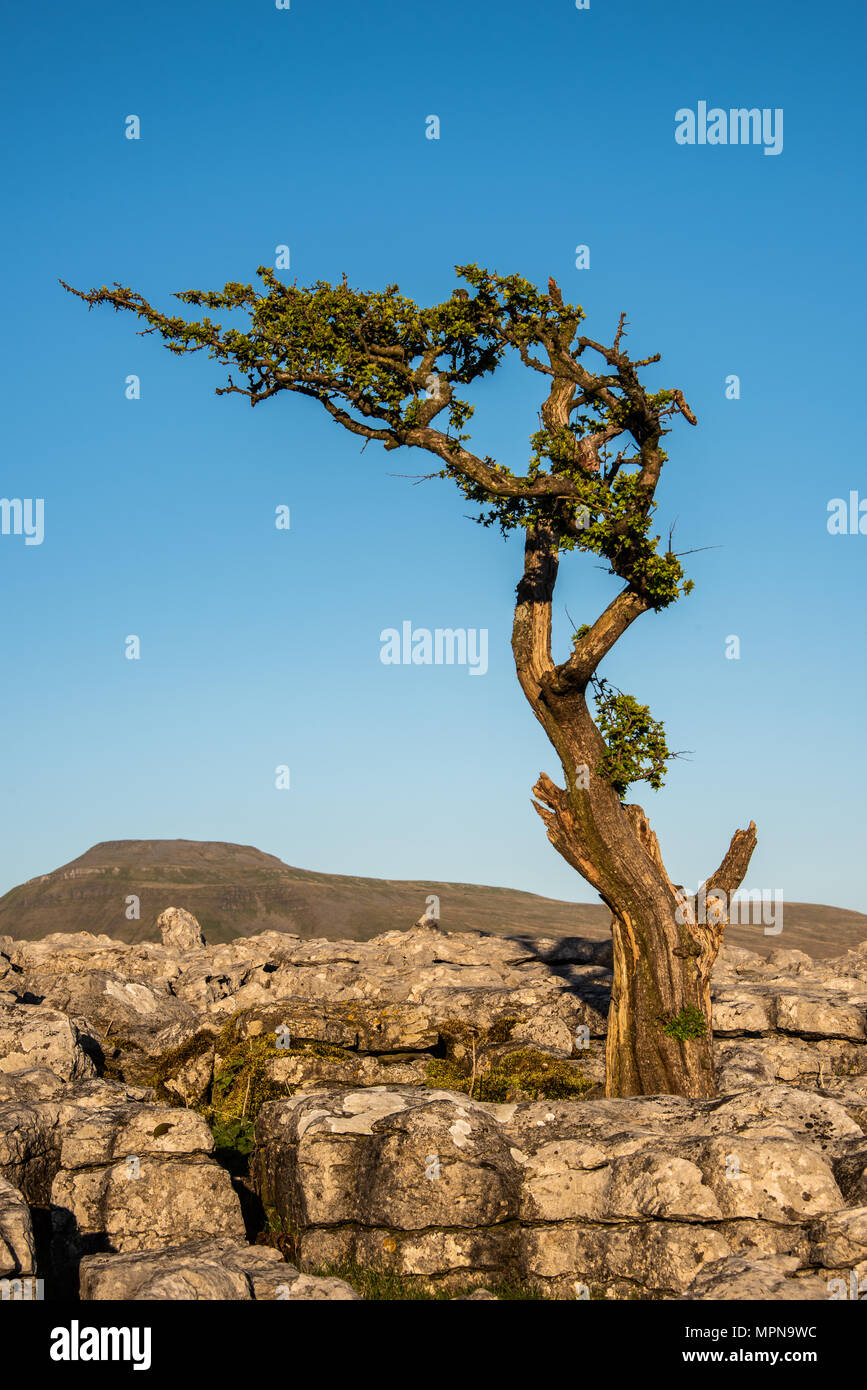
<box><xmin>426</xmin><ymin>1047</ymin><xmax>589</xmax><ymax>1102</ymax></box>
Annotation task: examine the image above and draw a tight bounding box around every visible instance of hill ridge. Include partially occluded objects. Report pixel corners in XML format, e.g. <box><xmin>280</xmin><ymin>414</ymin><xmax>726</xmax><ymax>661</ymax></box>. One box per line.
<box><xmin>0</xmin><ymin>839</ymin><xmax>864</xmax><ymax>958</ymax></box>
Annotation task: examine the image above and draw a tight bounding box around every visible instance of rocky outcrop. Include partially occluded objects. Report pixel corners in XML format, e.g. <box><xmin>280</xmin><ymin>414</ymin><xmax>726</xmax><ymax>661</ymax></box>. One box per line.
<box><xmin>0</xmin><ymin>918</ymin><xmax>864</xmax><ymax>1299</ymax></box>
<box><xmin>0</xmin><ymin>1003</ymin><xmax>96</xmax><ymax>1082</ymax></box>
<box><xmin>78</xmin><ymin>1237</ymin><xmax>359</xmax><ymax>1300</ymax></box>
<box><xmin>249</xmin><ymin>1082</ymin><xmax>867</xmax><ymax>1297</ymax></box>
<box><xmin>47</xmin><ymin>1106</ymin><xmax>244</xmax><ymax>1296</ymax></box>
<box><xmin>0</xmin><ymin>1176</ymin><xmax>35</xmax><ymax>1279</ymax></box>
<box><xmin>157</xmin><ymin>907</ymin><xmax>206</xmax><ymax>952</ymax></box>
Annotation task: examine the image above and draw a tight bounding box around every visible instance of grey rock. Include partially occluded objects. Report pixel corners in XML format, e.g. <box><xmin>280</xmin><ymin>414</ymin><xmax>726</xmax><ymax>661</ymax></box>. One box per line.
<box><xmin>18</xmin><ymin>970</ymin><xmax>199</xmax><ymax>1052</ymax></box>
<box><xmin>253</xmin><ymin>1087</ymin><xmax>522</xmax><ymax>1235</ymax></box>
<box><xmin>810</xmin><ymin>1207</ymin><xmax>867</xmax><ymax>1267</ymax></box>
<box><xmin>685</xmin><ymin>1254</ymin><xmax>833</xmax><ymax>1300</ymax></box>
<box><xmin>0</xmin><ymin>1003</ymin><xmax>96</xmax><ymax>1081</ymax></box>
<box><xmin>0</xmin><ymin>1176</ymin><xmax>35</xmax><ymax>1277</ymax></box>
<box><xmin>79</xmin><ymin>1237</ymin><xmax>361</xmax><ymax>1300</ymax></box>
<box><xmin>520</xmin><ymin>1220</ymin><xmax>732</xmax><ymax>1297</ymax></box>
<box><xmin>272</xmin><ymin>1270</ymin><xmax>361</xmax><ymax>1301</ymax></box>
<box><xmin>49</xmin><ymin>1103</ymin><xmax>244</xmax><ymax>1290</ymax></box>
<box><xmin>156</xmin><ymin>907</ymin><xmax>206</xmax><ymax>951</ymax></box>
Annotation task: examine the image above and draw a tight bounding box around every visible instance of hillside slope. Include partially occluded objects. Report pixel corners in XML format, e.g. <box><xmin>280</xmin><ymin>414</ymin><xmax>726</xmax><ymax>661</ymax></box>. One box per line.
<box><xmin>0</xmin><ymin>839</ymin><xmax>864</xmax><ymax>959</ymax></box>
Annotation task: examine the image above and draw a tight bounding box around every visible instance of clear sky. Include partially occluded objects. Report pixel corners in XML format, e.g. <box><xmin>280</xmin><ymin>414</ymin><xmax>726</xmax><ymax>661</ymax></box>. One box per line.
<box><xmin>1</xmin><ymin>0</ymin><xmax>865</xmax><ymax>913</ymax></box>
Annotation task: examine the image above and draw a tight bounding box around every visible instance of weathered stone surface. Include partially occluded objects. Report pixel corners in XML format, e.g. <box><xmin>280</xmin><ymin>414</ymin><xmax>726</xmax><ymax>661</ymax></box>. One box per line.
<box><xmin>249</xmin><ymin>1077</ymin><xmax>866</xmax><ymax>1290</ymax></box>
<box><xmin>157</xmin><ymin>907</ymin><xmax>206</xmax><ymax>951</ymax></box>
<box><xmin>809</xmin><ymin>1207</ymin><xmax>867</xmax><ymax>1267</ymax></box>
<box><xmin>298</xmin><ymin>1222</ymin><xmax>517</xmax><ymax>1282</ymax></box>
<box><xmin>423</xmin><ymin>985</ymin><xmax>605</xmax><ymax>1050</ymax></box>
<box><xmin>228</xmin><ymin>999</ymin><xmax>439</xmax><ymax>1053</ymax></box>
<box><xmin>273</xmin><ymin>1269</ymin><xmax>361</xmax><ymax>1301</ymax></box>
<box><xmin>0</xmin><ymin>1077</ymin><xmax>157</xmax><ymax>1207</ymax></box>
<box><xmin>716</xmin><ymin>1036</ymin><xmax>864</xmax><ymax>1088</ymax></box>
<box><xmin>254</xmin><ymin>1088</ymin><xmax>522</xmax><ymax>1233</ymax></box>
<box><xmin>56</xmin><ymin>1101</ymin><xmax>215</xmax><ymax>1169</ymax></box>
<box><xmin>499</xmin><ymin>1085</ymin><xmax>861</xmax><ymax>1155</ymax></box>
<box><xmin>8</xmin><ymin>933</ymin><xmax>129</xmax><ymax>977</ymax></box>
<box><xmin>80</xmin><ymin>1237</ymin><xmax>361</xmax><ymax>1300</ymax></box>
<box><xmin>0</xmin><ymin>1176</ymin><xmax>35</xmax><ymax>1277</ymax></box>
<box><xmin>0</xmin><ymin>1101</ymin><xmax>56</xmax><ymax>1204</ymax></box>
<box><xmin>704</xmin><ymin>1086</ymin><xmax>862</xmax><ymax>1150</ymax></box>
<box><xmin>51</xmin><ymin>1159</ymin><xmax>244</xmax><ymax>1284</ymax></box>
<box><xmin>710</xmin><ymin>991</ymin><xmax>773</xmax><ymax>1035</ymax></box>
<box><xmin>714</xmin><ymin>1043</ymin><xmax>776</xmax><ymax>1091</ymax></box>
<box><xmin>13</xmin><ymin>970</ymin><xmax>199</xmax><ymax>1052</ymax></box>
<box><xmin>774</xmin><ymin>992</ymin><xmax>866</xmax><ymax>1043</ymax></box>
<box><xmin>266</xmin><ymin>1050</ymin><xmax>429</xmax><ymax>1090</ymax></box>
<box><xmin>767</xmin><ymin>949</ymin><xmax>814</xmax><ymax>970</ymax></box>
<box><xmin>690</xmin><ymin>1136</ymin><xmax>842</xmax><ymax>1221</ymax></box>
<box><xmin>685</xmin><ymin>1254</ymin><xmax>834</xmax><ymax>1300</ymax></box>
<box><xmin>49</xmin><ymin>1104</ymin><xmax>244</xmax><ymax>1290</ymax></box>
<box><xmin>520</xmin><ymin>1221</ymin><xmax>732</xmax><ymax>1296</ymax></box>
<box><xmin>516</xmin><ymin>1144</ymin><xmax>719</xmax><ymax>1223</ymax></box>
<box><xmin>0</xmin><ymin>1003</ymin><xmax>96</xmax><ymax>1081</ymax></box>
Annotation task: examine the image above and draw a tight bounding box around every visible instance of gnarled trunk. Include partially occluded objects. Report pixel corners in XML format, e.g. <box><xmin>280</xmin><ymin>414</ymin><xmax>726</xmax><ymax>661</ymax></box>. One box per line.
<box><xmin>606</xmin><ymin>902</ymin><xmax>716</xmax><ymax>1098</ymax></box>
<box><xmin>512</xmin><ymin>524</ymin><xmax>757</xmax><ymax>1098</ymax></box>
<box><xmin>531</xmin><ymin>770</ymin><xmax>756</xmax><ymax>1097</ymax></box>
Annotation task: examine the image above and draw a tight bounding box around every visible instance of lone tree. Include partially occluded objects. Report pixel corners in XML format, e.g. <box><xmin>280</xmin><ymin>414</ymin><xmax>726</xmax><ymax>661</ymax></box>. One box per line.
<box><xmin>62</xmin><ymin>265</ymin><xmax>757</xmax><ymax>1098</ymax></box>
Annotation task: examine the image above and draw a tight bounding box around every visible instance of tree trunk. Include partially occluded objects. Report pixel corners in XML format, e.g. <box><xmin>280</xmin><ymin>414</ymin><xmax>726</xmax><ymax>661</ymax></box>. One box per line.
<box><xmin>605</xmin><ymin>898</ymin><xmax>716</xmax><ymax>1098</ymax></box>
<box><xmin>532</xmin><ymin>771</ymin><xmax>753</xmax><ymax>1097</ymax></box>
<box><xmin>512</xmin><ymin>524</ymin><xmax>757</xmax><ymax>1099</ymax></box>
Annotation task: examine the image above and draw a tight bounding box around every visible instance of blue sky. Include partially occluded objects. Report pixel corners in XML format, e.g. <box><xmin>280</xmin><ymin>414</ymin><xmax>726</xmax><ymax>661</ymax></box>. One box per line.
<box><xmin>1</xmin><ymin>0</ymin><xmax>865</xmax><ymax>915</ymax></box>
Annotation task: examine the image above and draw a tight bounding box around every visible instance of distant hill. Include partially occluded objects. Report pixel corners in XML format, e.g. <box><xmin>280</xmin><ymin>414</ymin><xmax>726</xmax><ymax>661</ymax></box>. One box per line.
<box><xmin>0</xmin><ymin>839</ymin><xmax>864</xmax><ymax>960</ymax></box>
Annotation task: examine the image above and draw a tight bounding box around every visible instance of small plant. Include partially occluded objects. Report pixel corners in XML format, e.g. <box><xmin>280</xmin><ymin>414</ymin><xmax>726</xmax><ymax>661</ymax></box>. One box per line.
<box><xmin>203</xmin><ymin>1025</ymin><xmax>292</xmax><ymax>1173</ymax></box>
<box><xmin>662</xmin><ymin>1005</ymin><xmax>707</xmax><ymax>1041</ymax></box>
<box><xmin>211</xmin><ymin>1115</ymin><xmax>256</xmax><ymax>1175</ymax></box>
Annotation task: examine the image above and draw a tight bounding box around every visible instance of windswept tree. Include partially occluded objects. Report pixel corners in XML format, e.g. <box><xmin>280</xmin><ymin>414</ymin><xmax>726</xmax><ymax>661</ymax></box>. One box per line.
<box><xmin>62</xmin><ymin>266</ymin><xmax>757</xmax><ymax>1098</ymax></box>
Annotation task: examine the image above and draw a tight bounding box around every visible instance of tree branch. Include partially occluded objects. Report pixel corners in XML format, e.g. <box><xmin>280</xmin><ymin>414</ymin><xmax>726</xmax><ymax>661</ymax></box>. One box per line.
<box><xmin>700</xmin><ymin>821</ymin><xmax>759</xmax><ymax>902</ymax></box>
<box><xmin>550</xmin><ymin>588</ymin><xmax>650</xmax><ymax>690</ymax></box>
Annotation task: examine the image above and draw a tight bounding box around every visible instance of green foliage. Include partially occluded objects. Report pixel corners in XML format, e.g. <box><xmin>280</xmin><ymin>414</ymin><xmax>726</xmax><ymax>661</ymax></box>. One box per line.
<box><xmin>662</xmin><ymin>1006</ymin><xmax>708</xmax><ymax>1041</ymax></box>
<box><xmin>203</xmin><ymin>1028</ymin><xmax>291</xmax><ymax>1173</ymax></box>
<box><xmin>591</xmin><ymin>675</ymin><xmax>674</xmax><ymax>796</ymax></box>
<box><xmin>63</xmin><ymin>263</ymin><xmax>696</xmax><ymax>611</ymax></box>
<box><xmin>211</xmin><ymin>1116</ymin><xmax>256</xmax><ymax>1175</ymax></box>
<box><xmin>300</xmin><ymin>1040</ymin><xmax>353</xmax><ymax>1061</ymax></box>
<box><xmin>64</xmin><ymin>262</ymin><xmax>701</xmax><ymax>803</ymax></box>
<box><xmin>439</xmin><ymin>1014</ymin><xmax>519</xmax><ymax>1055</ymax></box>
